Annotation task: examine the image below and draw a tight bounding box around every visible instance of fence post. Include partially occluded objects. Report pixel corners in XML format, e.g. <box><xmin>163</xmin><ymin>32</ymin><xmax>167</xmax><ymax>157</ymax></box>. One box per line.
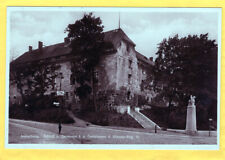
<box><xmin>209</xmin><ymin>118</ymin><xmax>212</xmax><ymax>137</ymax></box>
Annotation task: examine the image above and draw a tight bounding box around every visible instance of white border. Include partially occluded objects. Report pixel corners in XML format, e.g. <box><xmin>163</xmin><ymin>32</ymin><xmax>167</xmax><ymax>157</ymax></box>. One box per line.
<box><xmin>5</xmin><ymin>7</ymin><xmax>222</xmax><ymax>150</ymax></box>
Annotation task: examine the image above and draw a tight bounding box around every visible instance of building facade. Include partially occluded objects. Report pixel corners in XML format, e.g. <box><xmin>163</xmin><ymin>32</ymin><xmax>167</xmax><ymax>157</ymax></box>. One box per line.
<box><xmin>9</xmin><ymin>29</ymin><xmax>155</xmax><ymax>112</ymax></box>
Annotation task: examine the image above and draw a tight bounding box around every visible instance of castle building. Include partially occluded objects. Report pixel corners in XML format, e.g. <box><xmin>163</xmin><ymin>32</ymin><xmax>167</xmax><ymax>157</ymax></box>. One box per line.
<box><xmin>9</xmin><ymin>28</ymin><xmax>155</xmax><ymax>112</ymax></box>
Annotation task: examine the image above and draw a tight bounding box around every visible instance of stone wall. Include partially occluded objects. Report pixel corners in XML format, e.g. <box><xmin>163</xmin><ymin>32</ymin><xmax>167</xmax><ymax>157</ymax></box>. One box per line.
<box><xmin>116</xmin><ymin>41</ymin><xmax>140</xmax><ymax>93</ymax></box>
<box><xmin>96</xmin><ymin>53</ymin><xmax>117</xmax><ymax>91</ymax></box>
<box><xmin>53</xmin><ymin>61</ymin><xmax>79</xmax><ymax>109</ymax></box>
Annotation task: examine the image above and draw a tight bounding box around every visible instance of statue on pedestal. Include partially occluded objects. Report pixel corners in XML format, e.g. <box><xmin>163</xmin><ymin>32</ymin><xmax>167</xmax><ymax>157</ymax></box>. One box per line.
<box><xmin>186</xmin><ymin>95</ymin><xmax>197</xmax><ymax>135</ymax></box>
<box><xmin>188</xmin><ymin>95</ymin><xmax>196</xmax><ymax>106</ymax></box>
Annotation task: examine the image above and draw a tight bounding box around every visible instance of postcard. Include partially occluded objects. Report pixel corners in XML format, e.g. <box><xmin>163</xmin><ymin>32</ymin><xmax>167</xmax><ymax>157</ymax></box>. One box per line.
<box><xmin>5</xmin><ymin>6</ymin><xmax>221</xmax><ymax>150</ymax></box>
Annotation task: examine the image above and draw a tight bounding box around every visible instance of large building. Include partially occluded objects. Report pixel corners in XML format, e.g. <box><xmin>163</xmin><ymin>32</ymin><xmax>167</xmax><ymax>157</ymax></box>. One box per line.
<box><xmin>9</xmin><ymin>28</ymin><xmax>155</xmax><ymax>112</ymax></box>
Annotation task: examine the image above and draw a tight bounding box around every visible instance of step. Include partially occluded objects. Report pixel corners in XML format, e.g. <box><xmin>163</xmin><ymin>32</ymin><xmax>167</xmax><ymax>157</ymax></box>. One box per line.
<box><xmin>128</xmin><ymin>109</ymin><xmax>161</xmax><ymax>129</ymax></box>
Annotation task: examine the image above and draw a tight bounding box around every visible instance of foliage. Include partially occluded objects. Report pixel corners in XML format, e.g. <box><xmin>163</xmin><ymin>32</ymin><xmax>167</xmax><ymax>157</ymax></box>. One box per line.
<box><xmin>141</xmin><ymin>106</ymin><xmax>217</xmax><ymax>130</ymax></box>
<box><xmin>153</xmin><ymin>34</ymin><xmax>217</xmax><ymax>127</ymax></box>
<box><xmin>75</xmin><ymin>110</ymin><xmax>142</xmax><ymax>128</ymax></box>
<box><xmin>9</xmin><ymin>105</ymin><xmax>75</xmax><ymax>124</ymax></box>
<box><xmin>65</xmin><ymin>13</ymin><xmax>114</xmax><ymax>110</ymax></box>
<box><xmin>10</xmin><ymin>61</ymin><xmax>60</xmax><ymax>109</ymax></box>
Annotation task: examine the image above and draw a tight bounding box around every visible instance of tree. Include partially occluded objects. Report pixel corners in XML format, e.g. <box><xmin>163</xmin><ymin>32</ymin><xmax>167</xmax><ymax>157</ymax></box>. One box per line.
<box><xmin>10</xmin><ymin>62</ymin><xmax>60</xmax><ymax>109</ymax></box>
<box><xmin>153</xmin><ymin>34</ymin><xmax>217</xmax><ymax>129</ymax></box>
<box><xmin>65</xmin><ymin>13</ymin><xmax>114</xmax><ymax>111</ymax></box>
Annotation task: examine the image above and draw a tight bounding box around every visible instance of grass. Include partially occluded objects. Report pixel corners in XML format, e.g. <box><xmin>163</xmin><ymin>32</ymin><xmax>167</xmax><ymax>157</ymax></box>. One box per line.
<box><xmin>74</xmin><ymin>109</ymin><xmax>142</xmax><ymax>128</ymax></box>
<box><xmin>141</xmin><ymin>107</ymin><xmax>217</xmax><ymax>130</ymax></box>
<box><xmin>9</xmin><ymin>105</ymin><xmax>75</xmax><ymax>124</ymax></box>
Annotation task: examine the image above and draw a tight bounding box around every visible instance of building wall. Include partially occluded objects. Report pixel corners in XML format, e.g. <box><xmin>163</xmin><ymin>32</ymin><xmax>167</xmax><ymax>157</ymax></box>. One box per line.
<box><xmin>49</xmin><ymin>61</ymin><xmax>79</xmax><ymax>108</ymax></box>
<box><xmin>96</xmin><ymin>53</ymin><xmax>117</xmax><ymax>92</ymax></box>
<box><xmin>9</xmin><ymin>60</ymin><xmax>78</xmax><ymax>108</ymax></box>
<box><xmin>116</xmin><ymin>41</ymin><xmax>140</xmax><ymax>94</ymax></box>
<box><xmin>9</xmin><ymin>40</ymin><xmax>155</xmax><ymax>110</ymax></box>
<box><xmin>95</xmin><ymin>40</ymin><xmax>155</xmax><ymax>111</ymax></box>
<box><xmin>9</xmin><ymin>83</ymin><xmax>22</xmax><ymax>106</ymax></box>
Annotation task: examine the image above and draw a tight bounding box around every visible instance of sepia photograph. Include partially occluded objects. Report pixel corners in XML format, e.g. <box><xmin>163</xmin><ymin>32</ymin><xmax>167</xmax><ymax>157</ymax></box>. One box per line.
<box><xmin>5</xmin><ymin>7</ymin><xmax>221</xmax><ymax>149</ymax></box>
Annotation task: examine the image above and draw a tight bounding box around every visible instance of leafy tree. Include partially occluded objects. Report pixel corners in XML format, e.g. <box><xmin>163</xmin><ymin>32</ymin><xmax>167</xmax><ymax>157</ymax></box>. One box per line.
<box><xmin>65</xmin><ymin>13</ymin><xmax>114</xmax><ymax>111</ymax></box>
<box><xmin>153</xmin><ymin>34</ymin><xmax>217</xmax><ymax>128</ymax></box>
<box><xmin>10</xmin><ymin>62</ymin><xmax>60</xmax><ymax>109</ymax></box>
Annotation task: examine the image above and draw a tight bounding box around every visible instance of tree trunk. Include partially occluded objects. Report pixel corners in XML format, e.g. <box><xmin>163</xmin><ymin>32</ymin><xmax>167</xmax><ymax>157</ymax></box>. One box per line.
<box><xmin>91</xmin><ymin>69</ymin><xmax>97</xmax><ymax>111</ymax></box>
<box><xmin>167</xmin><ymin>97</ymin><xmax>173</xmax><ymax>128</ymax></box>
<box><xmin>16</xmin><ymin>76</ymin><xmax>25</xmax><ymax>106</ymax></box>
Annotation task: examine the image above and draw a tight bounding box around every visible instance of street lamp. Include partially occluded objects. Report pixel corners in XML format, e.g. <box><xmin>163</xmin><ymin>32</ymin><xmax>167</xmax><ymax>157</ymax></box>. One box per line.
<box><xmin>57</xmin><ymin>72</ymin><xmax>64</xmax><ymax>134</ymax></box>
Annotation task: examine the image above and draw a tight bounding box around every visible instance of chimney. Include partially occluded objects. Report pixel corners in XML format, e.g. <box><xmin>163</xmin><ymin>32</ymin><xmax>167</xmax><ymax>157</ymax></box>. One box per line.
<box><xmin>38</xmin><ymin>41</ymin><xmax>43</xmax><ymax>50</ymax></box>
<box><xmin>149</xmin><ymin>57</ymin><xmax>153</xmax><ymax>61</ymax></box>
<box><xmin>29</xmin><ymin>46</ymin><xmax>32</xmax><ymax>52</ymax></box>
<box><xmin>64</xmin><ymin>37</ymin><xmax>70</xmax><ymax>44</ymax></box>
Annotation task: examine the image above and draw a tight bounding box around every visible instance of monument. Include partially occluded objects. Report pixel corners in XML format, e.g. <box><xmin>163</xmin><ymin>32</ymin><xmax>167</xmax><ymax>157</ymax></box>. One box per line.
<box><xmin>185</xmin><ymin>95</ymin><xmax>197</xmax><ymax>135</ymax></box>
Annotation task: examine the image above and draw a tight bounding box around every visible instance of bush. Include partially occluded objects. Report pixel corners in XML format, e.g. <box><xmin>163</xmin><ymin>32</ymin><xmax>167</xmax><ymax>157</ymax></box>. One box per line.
<box><xmin>9</xmin><ymin>105</ymin><xmax>74</xmax><ymax>124</ymax></box>
<box><xmin>74</xmin><ymin>110</ymin><xmax>142</xmax><ymax>128</ymax></box>
<box><xmin>141</xmin><ymin>107</ymin><xmax>168</xmax><ymax>128</ymax></box>
<box><xmin>138</xmin><ymin>95</ymin><xmax>149</xmax><ymax>107</ymax></box>
<box><xmin>141</xmin><ymin>105</ymin><xmax>217</xmax><ymax>130</ymax></box>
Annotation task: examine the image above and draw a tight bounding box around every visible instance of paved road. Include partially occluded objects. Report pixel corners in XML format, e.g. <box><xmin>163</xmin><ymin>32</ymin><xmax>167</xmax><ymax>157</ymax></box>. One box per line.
<box><xmin>8</xmin><ymin>119</ymin><xmax>217</xmax><ymax>144</ymax></box>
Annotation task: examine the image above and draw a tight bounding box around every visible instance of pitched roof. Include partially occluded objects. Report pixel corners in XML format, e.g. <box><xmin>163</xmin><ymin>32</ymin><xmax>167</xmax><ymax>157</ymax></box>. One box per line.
<box><xmin>104</xmin><ymin>28</ymin><xmax>136</xmax><ymax>48</ymax></box>
<box><xmin>12</xmin><ymin>29</ymin><xmax>152</xmax><ymax>65</ymax></box>
<box><xmin>11</xmin><ymin>43</ymin><xmax>71</xmax><ymax>64</ymax></box>
<box><xmin>136</xmin><ymin>51</ymin><xmax>154</xmax><ymax>66</ymax></box>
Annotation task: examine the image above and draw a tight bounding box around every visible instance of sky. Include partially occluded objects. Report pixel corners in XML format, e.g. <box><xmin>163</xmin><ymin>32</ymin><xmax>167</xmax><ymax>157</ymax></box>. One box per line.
<box><xmin>8</xmin><ymin>7</ymin><xmax>220</xmax><ymax>61</ymax></box>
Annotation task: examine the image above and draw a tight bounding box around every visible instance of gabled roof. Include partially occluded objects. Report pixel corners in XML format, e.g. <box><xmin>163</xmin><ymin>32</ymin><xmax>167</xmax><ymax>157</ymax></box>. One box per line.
<box><xmin>104</xmin><ymin>28</ymin><xmax>136</xmax><ymax>48</ymax></box>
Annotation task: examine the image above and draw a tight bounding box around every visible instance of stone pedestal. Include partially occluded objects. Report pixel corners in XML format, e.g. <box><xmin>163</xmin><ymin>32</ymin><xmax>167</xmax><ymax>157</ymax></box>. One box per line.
<box><xmin>186</xmin><ymin>96</ymin><xmax>197</xmax><ymax>135</ymax></box>
<box><xmin>127</xmin><ymin>106</ymin><xmax>130</xmax><ymax>114</ymax></box>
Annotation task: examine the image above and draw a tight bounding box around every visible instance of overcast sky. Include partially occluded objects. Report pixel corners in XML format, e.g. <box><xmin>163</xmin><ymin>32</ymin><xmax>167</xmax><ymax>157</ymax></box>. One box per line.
<box><xmin>8</xmin><ymin>7</ymin><xmax>220</xmax><ymax>61</ymax></box>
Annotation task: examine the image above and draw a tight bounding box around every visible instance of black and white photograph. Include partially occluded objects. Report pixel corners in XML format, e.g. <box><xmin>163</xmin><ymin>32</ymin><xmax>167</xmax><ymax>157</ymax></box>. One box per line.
<box><xmin>6</xmin><ymin>7</ymin><xmax>221</xmax><ymax>149</ymax></box>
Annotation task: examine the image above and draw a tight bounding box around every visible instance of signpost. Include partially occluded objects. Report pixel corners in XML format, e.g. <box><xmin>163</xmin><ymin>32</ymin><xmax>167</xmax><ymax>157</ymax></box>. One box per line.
<box><xmin>53</xmin><ymin>102</ymin><xmax>60</xmax><ymax>107</ymax></box>
<box><xmin>57</xmin><ymin>91</ymin><xmax>65</xmax><ymax>96</ymax></box>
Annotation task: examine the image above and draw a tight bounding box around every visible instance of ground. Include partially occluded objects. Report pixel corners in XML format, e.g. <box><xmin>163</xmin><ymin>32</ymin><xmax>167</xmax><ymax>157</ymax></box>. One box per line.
<box><xmin>8</xmin><ymin>119</ymin><xmax>217</xmax><ymax>144</ymax></box>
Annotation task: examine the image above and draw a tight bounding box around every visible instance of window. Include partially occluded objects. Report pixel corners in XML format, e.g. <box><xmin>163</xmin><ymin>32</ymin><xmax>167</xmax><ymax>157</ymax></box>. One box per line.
<box><xmin>24</xmin><ymin>89</ymin><xmax>28</xmax><ymax>95</ymax></box>
<box><xmin>128</xmin><ymin>74</ymin><xmax>132</xmax><ymax>84</ymax></box>
<box><xmin>66</xmin><ymin>92</ymin><xmax>69</xmax><ymax>99</ymax></box>
<box><xmin>129</xmin><ymin>60</ymin><xmax>132</xmax><ymax>69</ymax></box>
<box><xmin>70</xmin><ymin>75</ymin><xmax>75</xmax><ymax>85</ymax></box>
<box><xmin>94</xmin><ymin>70</ymin><xmax>99</xmax><ymax>80</ymax></box>
<box><xmin>127</xmin><ymin>45</ymin><xmax>129</xmax><ymax>52</ymax></box>
<box><xmin>127</xmin><ymin>91</ymin><xmax>131</xmax><ymax>100</ymax></box>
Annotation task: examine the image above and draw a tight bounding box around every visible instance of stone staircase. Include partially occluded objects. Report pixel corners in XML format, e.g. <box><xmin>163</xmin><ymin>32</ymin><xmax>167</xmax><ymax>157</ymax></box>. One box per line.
<box><xmin>128</xmin><ymin>108</ymin><xmax>161</xmax><ymax>129</ymax></box>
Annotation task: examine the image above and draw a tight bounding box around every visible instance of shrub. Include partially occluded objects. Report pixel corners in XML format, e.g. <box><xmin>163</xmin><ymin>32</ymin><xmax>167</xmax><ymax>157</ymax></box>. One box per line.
<box><xmin>9</xmin><ymin>105</ymin><xmax>74</xmax><ymax>124</ymax></box>
<box><xmin>74</xmin><ymin>110</ymin><xmax>142</xmax><ymax>128</ymax></box>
